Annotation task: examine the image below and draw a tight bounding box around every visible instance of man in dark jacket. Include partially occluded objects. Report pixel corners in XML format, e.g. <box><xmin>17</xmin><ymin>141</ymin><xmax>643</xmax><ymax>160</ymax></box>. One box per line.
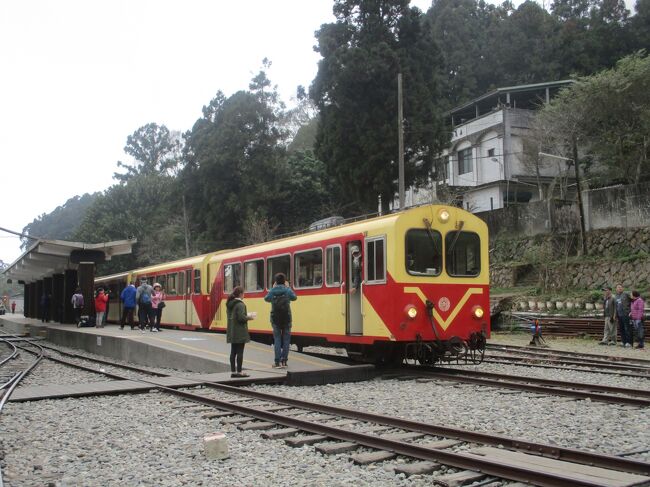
<box><xmin>264</xmin><ymin>273</ymin><xmax>297</xmax><ymax>368</ymax></box>
<box><xmin>136</xmin><ymin>279</ymin><xmax>155</xmax><ymax>333</ymax></box>
<box><xmin>599</xmin><ymin>286</ymin><xmax>617</xmax><ymax>346</ymax></box>
<box><xmin>120</xmin><ymin>282</ymin><xmax>137</xmax><ymax>330</ymax></box>
<box><xmin>614</xmin><ymin>284</ymin><xmax>632</xmax><ymax>347</ymax></box>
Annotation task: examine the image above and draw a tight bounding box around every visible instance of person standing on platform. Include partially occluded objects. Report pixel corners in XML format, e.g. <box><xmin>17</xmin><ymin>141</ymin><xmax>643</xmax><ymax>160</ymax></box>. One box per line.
<box><xmin>11</xmin><ymin>301</ymin><xmax>15</xmax><ymax>314</ymax></box>
<box><xmin>71</xmin><ymin>288</ymin><xmax>84</xmax><ymax>324</ymax></box>
<box><xmin>120</xmin><ymin>282</ymin><xmax>137</xmax><ymax>330</ymax></box>
<box><xmin>94</xmin><ymin>288</ymin><xmax>109</xmax><ymax>328</ymax></box>
<box><xmin>264</xmin><ymin>273</ymin><xmax>297</xmax><ymax>368</ymax></box>
<box><xmin>630</xmin><ymin>290</ymin><xmax>644</xmax><ymax>349</ymax></box>
<box><xmin>40</xmin><ymin>292</ymin><xmax>51</xmax><ymax>322</ymax></box>
<box><xmin>226</xmin><ymin>286</ymin><xmax>253</xmax><ymax>378</ymax></box>
<box><xmin>151</xmin><ymin>283</ymin><xmax>165</xmax><ymax>332</ymax></box>
<box><xmin>136</xmin><ymin>278</ymin><xmax>154</xmax><ymax>333</ymax></box>
<box><xmin>615</xmin><ymin>284</ymin><xmax>632</xmax><ymax>347</ymax></box>
<box><xmin>599</xmin><ymin>286</ymin><xmax>617</xmax><ymax>346</ymax></box>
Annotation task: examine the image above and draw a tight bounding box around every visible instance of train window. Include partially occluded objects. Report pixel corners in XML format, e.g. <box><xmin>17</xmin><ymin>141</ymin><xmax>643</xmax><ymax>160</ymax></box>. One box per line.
<box><xmin>325</xmin><ymin>246</ymin><xmax>341</xmax><ymax>287</ymax></box>
<box><xmin>365</xmin><ymin>237</ymin><xmax>386</xmax><ymax>283</ymax></box>
<box><xmin>156</xmin><ymin>275</ymin><xmax>166</xmax><ymax>291</ymax></box>
<box><xmin>445</xmin><ymin>231</ymin><xmax>481</xmax><ymax>277</ymax></box>
<box><xmin>406</xmin><ymin>229</ymin><xmax>442</xmax><ymax>276</ymax></box>
<box><xmin>178</xmin><ymin>272</ymin><xmax>185</xmax><ymax>296</ymax></box>
<box><xmin>167</xmin><ymin>273</ymin><xmax>177</xmax><ymax>295</ymax></box>
<box><xmin>244</xmin><ymin>259</ymin><xmax>264</xmax><ymax>292</ymax></box>
<box><xmin>193</xmin><ymin>269</ymin><xmax>201</xmax><ymax>294</ymax></box>
<box><xmin>295</xmin><ymin>249</ymin><xmax>323</xmax><ymax>288</ymax></box>
<box><xmin>223</xmin><ymin>263</ymin><xmax>242</xmax><ymax>294</ymax></box>
<box><xmin>267</xmin><ymin>255</ymin><xmax>290</xmax><ymax>289</ymax></box>
<box><xmin>185</xmin><ymin>270</ymin><xmax>192</xmax><ymax>294</ymax></box>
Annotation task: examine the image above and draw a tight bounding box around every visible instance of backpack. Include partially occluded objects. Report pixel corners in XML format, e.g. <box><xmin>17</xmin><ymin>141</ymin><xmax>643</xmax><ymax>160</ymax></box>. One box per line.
<box><xmin>139</xmin><ymin>292</ymin><xmax>151</xmax><ymax>305</ymax></box>
<box><xmin>272</xmin><ymin>293</ymin><xmax>291</xmax><ymax>328</ymax></box>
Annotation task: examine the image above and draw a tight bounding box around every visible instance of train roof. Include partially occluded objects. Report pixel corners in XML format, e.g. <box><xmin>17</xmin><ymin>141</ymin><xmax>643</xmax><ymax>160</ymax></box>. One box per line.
<box><xmin>95</xmin><ymin>271</ymin><xmax>130</xmax><ymax>282</ymax></box>
<box><xmin>208</xmin><ymin>204</ymin><xmax>482</xmax><ymax>262</ymax></box>
<box><xmin>130</xmin><ymin>252</ymin><xmax>221</xmax><ymax>275</ymax></box>
<box><xmin>95</xmin><ymin>204</ymin><xmax>484</xmax><ymax>279</ymax></box>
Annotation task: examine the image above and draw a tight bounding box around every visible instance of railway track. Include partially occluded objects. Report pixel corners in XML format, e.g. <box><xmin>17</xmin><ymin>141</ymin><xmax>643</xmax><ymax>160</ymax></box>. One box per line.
<box><xmin>0</xmin><ymin>334</ymin><xmax>46</xmax><ymax>487</ymax></box>
<box><xmin>10</xmin><ymin>342</ymin><xmax>650</xmax><ymax>486</ymax></box>
<box><xmin>507</xmin><ymin>314</ymin><xmax>609</xmax><ymax>339</ymax></box>
<box><xmin>486</xmin><ymin>344</ymin><xmax>650</xmax><ymax>376</ymax></box>
<box><xmin>394</xmin><ymin>366</ymin><xmax>650</xmax><ymax>407</ymax></box>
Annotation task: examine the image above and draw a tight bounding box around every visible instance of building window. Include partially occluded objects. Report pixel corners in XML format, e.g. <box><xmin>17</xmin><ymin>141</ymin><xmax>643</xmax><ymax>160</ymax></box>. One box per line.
<box><xmin>487</xmin><ymin>148</ymin><xmax>495</xmax><ymax>158</ymax></box>
<box><xmin>458</xmin><ymin>148</ymin><xmax>472</xmax><ymax>175</ymax></box>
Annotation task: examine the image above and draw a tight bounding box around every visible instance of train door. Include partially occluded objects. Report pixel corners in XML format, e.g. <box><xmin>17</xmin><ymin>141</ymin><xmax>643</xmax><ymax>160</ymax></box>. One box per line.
<box><xmin>184</xmin><ymin>269</ymin><xmax>193</xmax><ymax>326</ymax></box>
<box><xmin>346</xmin><ymin>240</ymin><xmax>363</xmax><ymax>335</ymax></box>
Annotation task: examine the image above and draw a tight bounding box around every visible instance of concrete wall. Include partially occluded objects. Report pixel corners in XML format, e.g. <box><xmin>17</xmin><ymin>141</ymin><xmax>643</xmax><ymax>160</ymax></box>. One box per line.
<box><xmin>477</xmin><ymin>200</ymin><xmax>579</xmax><ymax>238</ymax></box>
<box><xmin>465</xmin><ymin>185</ymin><xmax>503</xmax><ymax>212</ymax></box>
<box><xmin>0</xmin><ymin>318</ymin><xmax>230</xmax><ymax>373</ymax></box>
<box><xmin>585</xmin><ymin>182</ymin><xmax>650</xmax><ymax>230</ymax></box>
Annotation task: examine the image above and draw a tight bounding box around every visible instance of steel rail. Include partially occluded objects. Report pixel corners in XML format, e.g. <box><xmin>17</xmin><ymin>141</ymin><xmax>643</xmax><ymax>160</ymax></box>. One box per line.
<box><xmin>0</xmin><ymin>337</ymin><xmax>45</xmax><ymax>487</ymax></box>
<box><xmin>486</xmin><ymin>352</ymin><xmax>650</xmax><ymax>374</ymax></box>
<box><xmin>402</xmin><ymin>369</ymin><xmax>650</xmax><ymax>406</ymax></box>
<box><xmin>0</xmin><ymin>338</ymin><xmax>18</xmax><ymax>368</ymax></box>
<box><xmin>36</xmin><ymin>343</ymin><xmax>169</xmax><ymax>377</ymax></box>
<box><xmin>487</xmin><ymin>344</ymin><xmax>650</xmax><ymax>367</ymax></box>
<box><xmin>481</xmin><ymin>358</ymin><xmax>649</xmax><ymax>379</ymax></box>
<box><xmin>16</xmin><ymin>342</ymin><xmax>650</xmax><ymax>478</ymax></box>
<box><xmin>423</xmin><ymin>366</ymin><xmax>650</xmax><ymax>399</ymax></box>
<box><xmin>164</xmin><ymin>387</ymin><xmax>625</xmax><ymax>487</ymax></box>
<box><xmin>0</xmin><ymin>340</ymin><xmax>45</xmax><ymax>412</ymax></box>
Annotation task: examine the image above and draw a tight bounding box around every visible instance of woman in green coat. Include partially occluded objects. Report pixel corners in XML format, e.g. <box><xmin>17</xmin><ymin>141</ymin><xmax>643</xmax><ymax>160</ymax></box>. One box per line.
<box><xmin>226</xmin><ymin>286</ymin><xmax>254</xmax><ymax>377</ymax></box>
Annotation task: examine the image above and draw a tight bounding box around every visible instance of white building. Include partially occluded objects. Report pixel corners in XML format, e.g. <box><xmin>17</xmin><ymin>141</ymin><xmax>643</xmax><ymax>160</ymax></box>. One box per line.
<box><xmin>434</xmin><ymin>80</ymin><xmax>574</xmax><ymax>212</ymax></box>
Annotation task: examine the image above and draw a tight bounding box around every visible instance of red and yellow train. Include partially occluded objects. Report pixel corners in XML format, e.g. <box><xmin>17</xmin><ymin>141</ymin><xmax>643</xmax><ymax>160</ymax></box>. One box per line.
<box><xmin>97</xmin><ymin>204</ymin><xmax>489</xmax><ymax>364</ymax></box>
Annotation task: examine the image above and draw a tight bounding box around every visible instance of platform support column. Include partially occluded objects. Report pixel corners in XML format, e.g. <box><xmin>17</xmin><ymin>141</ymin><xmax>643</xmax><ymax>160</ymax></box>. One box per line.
<box><xmin>35</xmin><ymin>280</ymin><xmax>44</xmax><ymax>320</ymax></box>
<box><xmin>43</xmin><ymin>277</ymin><xmax>53</xmax><ymax>322</ymax></box>
<box><xmin>28</xmin><ymin>283</ymin><xmax>36</xmax><ymax>318</ymax></box>
<box><xmin>52</xmin><ymin>274</ymin><xmax>64</xmax><ymax>323</ymax></box>
<box><xmin>23</xmin><ymin>283</ymin><xmax>30</xmax><ymax>317</ymax></box>
<box><xmin>78</xmin><ymin>262</ymin><xmax>96</xmax><ymax>318</ymax></box>
<box><xmin>63</xmin><ymin>269</ymin><xmax>78</xmax><ymax>324</ymax></box>
<box><xmin>31</xmin><ymin>282</ymin><xmax>38</xmax><ymax>318</ymax></box>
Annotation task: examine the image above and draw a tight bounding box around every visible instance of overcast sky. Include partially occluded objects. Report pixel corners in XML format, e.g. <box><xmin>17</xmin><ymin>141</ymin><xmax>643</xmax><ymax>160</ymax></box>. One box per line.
<box><xmin>0</xmin><ymin>0</ymin><xmax>634</xmax><ymax>265</ymax></box>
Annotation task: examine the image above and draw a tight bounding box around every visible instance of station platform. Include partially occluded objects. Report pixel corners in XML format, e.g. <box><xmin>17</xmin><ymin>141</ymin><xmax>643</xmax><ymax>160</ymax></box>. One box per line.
<box><xmin>0</xmin><ymin>315</ymin><xmax>347</xmax><ymax>377</ymax></box>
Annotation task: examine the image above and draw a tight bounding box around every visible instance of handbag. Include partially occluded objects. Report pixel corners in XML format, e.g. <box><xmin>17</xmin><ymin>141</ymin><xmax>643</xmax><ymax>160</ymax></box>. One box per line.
<box><xmin>158</xmin><ymin>301</ymin><xmax>166</xmax><ymax>309</ymax></box>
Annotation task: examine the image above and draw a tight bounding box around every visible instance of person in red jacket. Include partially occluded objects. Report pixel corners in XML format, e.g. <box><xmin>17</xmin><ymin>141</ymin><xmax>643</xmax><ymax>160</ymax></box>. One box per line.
<box><xmin>94</xmin><ymin>288</ymin><xmax>109</xmax><ymax>328</ymax></box>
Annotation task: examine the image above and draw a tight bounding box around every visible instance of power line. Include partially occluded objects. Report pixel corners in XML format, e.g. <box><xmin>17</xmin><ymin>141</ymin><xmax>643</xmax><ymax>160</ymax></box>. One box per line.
<box><xmin>0</xmin><ymin>227</ymin><xmax>38</xmax><ymax>240</ymax></box>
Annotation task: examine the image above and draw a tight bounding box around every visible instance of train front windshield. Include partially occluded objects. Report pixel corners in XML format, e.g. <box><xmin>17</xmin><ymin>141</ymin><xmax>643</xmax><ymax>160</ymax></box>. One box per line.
<box><xmin>406</xmin><ymin>229</ymin><xmax>442</xmax><ymax>276</ymax></box>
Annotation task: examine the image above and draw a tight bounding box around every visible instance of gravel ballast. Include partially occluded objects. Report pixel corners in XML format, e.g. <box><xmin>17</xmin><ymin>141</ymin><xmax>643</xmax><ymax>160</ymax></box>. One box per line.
<box><xmin>2</xmin><ymin>334</ymin><xmax>649</xmax><ymax>486</ymax></box>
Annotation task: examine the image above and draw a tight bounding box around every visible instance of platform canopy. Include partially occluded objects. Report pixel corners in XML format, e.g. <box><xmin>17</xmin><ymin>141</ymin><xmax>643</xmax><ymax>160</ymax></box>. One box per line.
<box><xmin>2</xmin><ymin>238</ymin><xmax>136</xmax><ymax>284</ymax></box>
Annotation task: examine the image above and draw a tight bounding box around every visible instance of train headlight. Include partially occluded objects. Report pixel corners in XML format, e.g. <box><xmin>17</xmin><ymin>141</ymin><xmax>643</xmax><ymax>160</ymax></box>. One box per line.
<box><xmin>438</xmin><ymin>208</ymin><xmax>450</xmax><ymax>223</ymax></box>
<box><xmin>472</xmin><ymin>306</ymin><xmax>484</xmax><ymax>319</ymax></box>
<box><xmin>404</xmin><ymin>305</ymin><xmax>418</xmax><ymax>320</ymax></box>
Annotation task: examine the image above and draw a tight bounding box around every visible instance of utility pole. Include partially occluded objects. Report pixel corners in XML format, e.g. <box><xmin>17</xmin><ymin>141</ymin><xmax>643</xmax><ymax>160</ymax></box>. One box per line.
<box><xmin>398</xmin><ymin>73</ymin><xmax>405</xmax><ymax>210</ymax></box>
<box><xmin>572</xmin><ymin>137</ymin><xmax>588</xmax><ymax>256</ymax></box>
<box><xmin>539</xmin><ymin>150</ymin><xmax>588</xmax><ymax>254</ymax></box>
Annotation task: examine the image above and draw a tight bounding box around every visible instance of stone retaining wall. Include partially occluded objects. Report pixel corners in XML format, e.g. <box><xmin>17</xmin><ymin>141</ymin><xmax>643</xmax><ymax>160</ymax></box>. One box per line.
<box><xmin>491</xmin><ymin>258</ymin><xmax>650</xmax><ymax>291</ymax></box>
<box><xmin>491</xmin><ymin>226</ymin><xmax>650</xmax><ymax>264</ymax></box>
